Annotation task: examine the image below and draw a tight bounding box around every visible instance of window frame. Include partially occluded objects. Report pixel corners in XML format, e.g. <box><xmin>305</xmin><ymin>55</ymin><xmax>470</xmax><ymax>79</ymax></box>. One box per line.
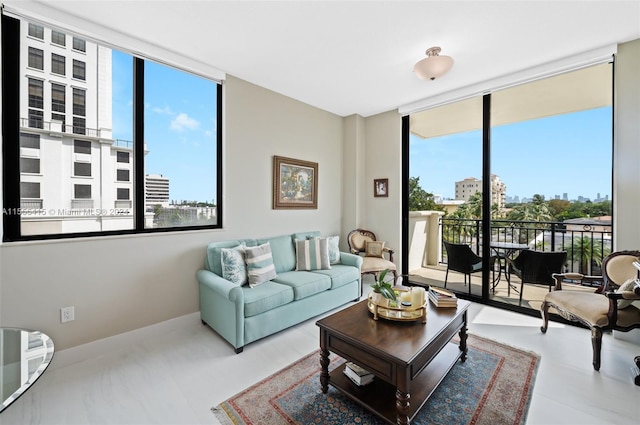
<box><xmin>2</xmin><ymin>14</ymin><xmax>223</xmax><ymax>242</ymax></box>
<box><xmin>51</xmin><ymin>52</ymin><xmax>66</xmax><ymax>76</ymax></box>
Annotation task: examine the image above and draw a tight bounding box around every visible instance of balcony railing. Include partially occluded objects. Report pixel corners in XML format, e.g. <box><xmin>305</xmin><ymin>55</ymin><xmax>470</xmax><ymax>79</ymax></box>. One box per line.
<box><xmin>441</xmin><ymin>217</ymin><xmax>612</xmax><ymax>275</ymax></box>
<box><xmin>71</xmin><ymin>199</ymin><xmax>94</xmax><ymax>209</ymax></box>
<box><xmin>20</xmin><ymin>118</ymin><xmax>101</xmax><ymax>138</ymax></box>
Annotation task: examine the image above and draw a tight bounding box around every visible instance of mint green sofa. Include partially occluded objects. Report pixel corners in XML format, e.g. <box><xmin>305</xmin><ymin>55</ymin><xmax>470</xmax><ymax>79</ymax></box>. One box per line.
<box><xmin>196</xmin><ymin>231</ymin><xmax>362</xmax><ymax>353</ymax></box>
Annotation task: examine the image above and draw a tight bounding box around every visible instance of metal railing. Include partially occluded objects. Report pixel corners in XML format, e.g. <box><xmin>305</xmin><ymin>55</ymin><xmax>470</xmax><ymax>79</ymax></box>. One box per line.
<box><xmin>20</xmin><ymin>118</ymin><xmax>101</xmax><ymax>138</ymax></box>
<box><xmin>440</xmin><ymin>217</ymin><xmax>612</xmax><ymax>275</ymax></box>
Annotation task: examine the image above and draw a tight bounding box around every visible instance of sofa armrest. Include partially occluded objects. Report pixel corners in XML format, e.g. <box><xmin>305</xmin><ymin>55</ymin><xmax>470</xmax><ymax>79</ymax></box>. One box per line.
<box><xmin>196</xmin><ymin>269</ymin><xmax>244</xmax><ymax>303</ymax></box>
<box><xmin>339</xmin><ymin>252</ymin><xmax>363</xmax><ymax>270</ymax></box>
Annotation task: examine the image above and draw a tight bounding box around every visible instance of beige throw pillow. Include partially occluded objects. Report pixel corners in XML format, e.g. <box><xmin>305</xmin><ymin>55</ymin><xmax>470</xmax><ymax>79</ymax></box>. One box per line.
<box><xmin>365</xmin><ymin>240</ymin><xmax>385</xmax><ymax>258</ymax></box>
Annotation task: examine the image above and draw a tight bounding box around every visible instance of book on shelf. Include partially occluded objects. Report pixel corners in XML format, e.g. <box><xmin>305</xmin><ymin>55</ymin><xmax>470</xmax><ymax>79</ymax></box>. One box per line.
<box><xmin>343</xmin><ymin>362</ymin><xmax>374</xmax><ymax>386</ymax></box>
<box><xmin>428</xmin><ymin>286</ymin><xmax>458</xmax><ymax>307</ymax></box>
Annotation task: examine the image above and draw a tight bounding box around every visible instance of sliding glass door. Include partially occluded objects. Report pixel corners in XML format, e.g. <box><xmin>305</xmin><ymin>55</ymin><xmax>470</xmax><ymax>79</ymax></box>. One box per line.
<box><xmin>406</xmin><ymin>62</ymin><xmax>613</xmax><ymax>312</ymax></box>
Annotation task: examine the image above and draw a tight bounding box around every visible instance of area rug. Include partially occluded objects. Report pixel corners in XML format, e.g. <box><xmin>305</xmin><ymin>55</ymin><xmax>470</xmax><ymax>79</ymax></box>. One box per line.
<box><xmin>212</xmin><ymin>334</ymin><xmax>539</xmax><ymax>425</ymax></box>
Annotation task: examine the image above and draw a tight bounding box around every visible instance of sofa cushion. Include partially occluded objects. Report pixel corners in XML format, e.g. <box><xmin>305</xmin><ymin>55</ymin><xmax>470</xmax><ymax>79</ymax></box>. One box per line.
<box><xmin>220</xmin><ymin>243</ymin><xmax>247</xmax><ymax>286</ymax></box>
<box><xmin>292</xmin><ymin>230</ymin><xmax>321</xmax><ymax>241</ymax></box>
<box><xmin>245</xmin><ymin>243</ymin><xmax>277</xmax><ymax>287</ymax></box>
<box><xmin>273</xmin><ymin>271</ymin><xmax>331</xmax><ymax>300</ymax></box>
<box><xmin>242</xmin><ymin>281</ymin><xmax>294</xmax><ymax>317</ymax></box>
<box><xmin>326</xmin><ymin>235</ymin><xmax>340</xmax><ymax>264</ymax></box>
<box><xmin>295</xmin><ymin>238</ymin><xmax>330</xmax><ymax>271</ymax></box>
<box><xmin>206</xmin><ymin>239</ymin><xmax>257</xmax><ymax>276</ymax></box>
<box><xmin>310</xmin><ymin>264</ymin><xmax>360</xmax><ymax>290</ymax></box>
<box><xmin>365</xmin><ymin>240</ymin><xmax>385</xmax><ymax>258</ymax></box>
<box><xmin>258</xmin><ymin>235</ymin><xmax>296</xmax><ymax>273</ymax></box>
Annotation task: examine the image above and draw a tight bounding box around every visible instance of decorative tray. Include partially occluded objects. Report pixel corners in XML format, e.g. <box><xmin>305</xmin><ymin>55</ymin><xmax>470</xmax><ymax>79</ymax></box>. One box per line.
<box><xmin>367</xmin><ymin>290</ymin><xmax>427</xmax><ymax>323</ymax></box>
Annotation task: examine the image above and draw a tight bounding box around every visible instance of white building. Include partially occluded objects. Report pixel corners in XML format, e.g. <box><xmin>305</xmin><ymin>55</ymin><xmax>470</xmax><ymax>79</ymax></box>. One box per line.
<box><xmin>454</xmin><ymin>175</ymin><xmax>507</xmax><ymax>209</ymax></box>
<box><xmin>145</xmin><ymin>174</ymin><xmax>170</xmax><ymax>208</ymax></box>
<box><xmin>19</xmin><ymin>21</ymin><xmax>136</xmax><ymax>234</ymax></box>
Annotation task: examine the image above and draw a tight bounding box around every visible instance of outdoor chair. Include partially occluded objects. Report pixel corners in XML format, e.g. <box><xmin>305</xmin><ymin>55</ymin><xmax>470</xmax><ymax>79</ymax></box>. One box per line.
<box><xmin>508</xmin><ymin>250</ymin><xmax>567</xmax><ymax>305</ymax></box>
<box><xmin>443</xmin><ymin>241</ymin><xmax>493</xmax><ymax>294</ymax></box>
<box><xmin>541</xmin><ymin>250</ymin><xmax>640</xmax><ymax>372</ymax></box>
<box><xmin>347</xmin><ymin>229</ymin><xmax>397</xmax><ymax>296</ymax></box>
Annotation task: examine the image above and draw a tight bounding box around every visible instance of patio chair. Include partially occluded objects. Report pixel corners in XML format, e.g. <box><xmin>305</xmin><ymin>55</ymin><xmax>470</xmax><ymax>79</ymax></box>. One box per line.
<box><xmin>508</xmin><ymin>250</ymin><xmax>567</xmax><ymax>305</ymax></box>
<box><xmin>347</xmin><ymin>229</ymin><xmax>397</xmax><ymax>296</ymax></box>
<box><xmin>541</xmin><ymin>250</ymin><xmax>640</xmax><ymax>371</ymax></box>
<box><xmin>443</xmin><ymin>240</ymin><xmax>488</xmax><ymax>294</ymax></box>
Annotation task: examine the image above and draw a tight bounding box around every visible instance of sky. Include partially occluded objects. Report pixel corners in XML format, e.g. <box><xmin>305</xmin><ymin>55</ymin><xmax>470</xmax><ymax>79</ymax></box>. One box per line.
<box><xmin>409</xmin><ymin>107</ymin><xmax>613</xmax><ymax>202</ymax></box>
<box><xmin>111</xmin><ymin>51</ymin><xmax>218</xmax><ymax>204</ymax></box>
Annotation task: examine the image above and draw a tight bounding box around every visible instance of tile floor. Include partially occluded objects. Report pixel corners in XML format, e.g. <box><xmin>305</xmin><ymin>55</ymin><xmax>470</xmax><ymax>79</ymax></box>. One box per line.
<box><xmin>2</xmin><ymin>293</ymin><xmax>639</xmax><ymax>425</ymax></box>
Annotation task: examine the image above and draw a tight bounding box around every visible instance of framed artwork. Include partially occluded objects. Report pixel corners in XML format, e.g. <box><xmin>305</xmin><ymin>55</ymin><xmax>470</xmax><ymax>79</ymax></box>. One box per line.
<box><xmin>374</xmin><ymin>178</ymin><xmax>388</xmax><ymax>197</ymax></box>
<box><xmin>273</xmin><ymin>156</ymin><xmax>318</xmax><ymax>209</ymax></box>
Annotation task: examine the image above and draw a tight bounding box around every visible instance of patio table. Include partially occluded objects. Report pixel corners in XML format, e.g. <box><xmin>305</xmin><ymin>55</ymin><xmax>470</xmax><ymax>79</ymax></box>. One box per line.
<box><xmin>490</xmin><ymin>242</ymin><xmax>530</xmax><ymax>295</ymax></box>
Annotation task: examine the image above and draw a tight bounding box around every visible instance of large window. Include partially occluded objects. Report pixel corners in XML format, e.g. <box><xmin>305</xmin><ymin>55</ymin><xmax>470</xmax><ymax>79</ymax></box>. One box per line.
<box><xmin>2</xmin><ymin>14</ymin><xmax>222</xmax><ymax>241</ymax></box>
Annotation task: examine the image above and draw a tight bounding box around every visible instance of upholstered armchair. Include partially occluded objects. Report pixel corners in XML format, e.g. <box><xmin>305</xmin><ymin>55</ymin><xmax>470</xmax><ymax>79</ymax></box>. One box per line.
<box><xmin>347</xmin><ymin>229</ymin><xmax>397</xmax><ymax>296</ymax></box>
<box><xmin>541</xmin><ymin>250</ymin><xmax>640</xmax><ymax>372</ymax></box>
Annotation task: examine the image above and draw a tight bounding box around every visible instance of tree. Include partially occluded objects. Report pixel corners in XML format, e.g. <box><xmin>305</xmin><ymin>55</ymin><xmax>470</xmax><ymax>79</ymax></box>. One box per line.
<box><xmin>408</xmin><ymin>177</ymin><xmax>444</xmax><ymax>212</ymax></box>
<box><xmin>566</xmin><ymin>236</ymin><xmax>611</xmax><ymax>275</ymax></box>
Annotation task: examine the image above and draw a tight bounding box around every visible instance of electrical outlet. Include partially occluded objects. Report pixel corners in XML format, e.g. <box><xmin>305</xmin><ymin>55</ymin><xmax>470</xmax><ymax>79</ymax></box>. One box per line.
<box><xmin>61</xmin><ymin>306</ymin><xmax>74</xmax><ymax>323</ymax></box>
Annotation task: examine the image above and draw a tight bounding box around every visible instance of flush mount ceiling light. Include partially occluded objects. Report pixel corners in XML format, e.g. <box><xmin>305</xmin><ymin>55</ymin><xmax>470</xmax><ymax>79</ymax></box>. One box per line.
<box><xmin>413</xmin><ymin>46</ymin><xmax>454</xmax><ymax>80</ymax></box>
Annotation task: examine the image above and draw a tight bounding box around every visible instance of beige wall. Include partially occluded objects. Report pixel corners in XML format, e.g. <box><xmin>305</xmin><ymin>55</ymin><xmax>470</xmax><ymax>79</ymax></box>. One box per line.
<box><xmin>614</xmin><ymin>38</ymin><xmax>640</xmax><ymax>250</ymax></box>
<box><xmin>0</xmin><ymin>76</ymin><xmax>345</xmax><ymax>350</ymax></box>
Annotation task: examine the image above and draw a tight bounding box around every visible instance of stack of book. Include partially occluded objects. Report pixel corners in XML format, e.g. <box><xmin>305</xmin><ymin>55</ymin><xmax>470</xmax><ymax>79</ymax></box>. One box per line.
<box><xmin>428</xmin><ymin>286</ymin><xmax>458</xmax><ymax>308</ymax></box>
<box><xmin>343</xmin><ymin>362</ymin><xmax>374</xmax><ymax>386</ymax></box>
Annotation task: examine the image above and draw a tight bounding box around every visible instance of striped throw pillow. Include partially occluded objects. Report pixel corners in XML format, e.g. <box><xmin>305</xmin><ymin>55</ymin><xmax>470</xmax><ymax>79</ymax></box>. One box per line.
<box><xmin>296</xmin><ymin>238</ymin><xmax>330</xmax><ymax>271</ymax></box>
<box><xmin>245</xmin><ymin>242</ymin><xmax>277</xmax><ymax>287</ymax></box>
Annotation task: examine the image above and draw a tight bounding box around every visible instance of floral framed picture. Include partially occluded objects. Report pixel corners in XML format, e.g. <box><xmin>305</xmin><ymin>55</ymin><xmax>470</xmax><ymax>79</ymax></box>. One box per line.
<box><xmin>273</xmin><ymin>156</ymin><xmax>318</xmax><ymax>209</ymax></box>
<box><xmin>374</xmin><ymin>178</ymin><xmax>388</xmax><ymax>197</ymax></box>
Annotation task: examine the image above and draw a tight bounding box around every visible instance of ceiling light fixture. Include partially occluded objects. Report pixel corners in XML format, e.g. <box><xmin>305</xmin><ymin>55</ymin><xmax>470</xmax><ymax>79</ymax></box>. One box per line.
<box><xmin>413</xmin><ymin>46</ymin><xmax>454</xmax><ymax>81</ymax></box>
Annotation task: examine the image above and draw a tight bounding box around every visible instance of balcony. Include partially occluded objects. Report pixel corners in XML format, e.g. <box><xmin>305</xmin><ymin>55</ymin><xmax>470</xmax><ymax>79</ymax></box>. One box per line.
<box><xmin>20</xmin><ymin>118</ymin><xmax>102</xmax><ymax>138</ymax></box>
<box><xmin>408</xmin><ymin>214</ymin><xmax>611</xmax><ymax>309</ymax></box>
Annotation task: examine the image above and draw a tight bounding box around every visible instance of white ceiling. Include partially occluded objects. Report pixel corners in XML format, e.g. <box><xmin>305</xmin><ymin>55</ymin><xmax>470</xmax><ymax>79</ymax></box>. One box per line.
<box><xmin>12</xmin><ymin>0</ymin><xmax>640</xmax><ymax>117</ymax></box>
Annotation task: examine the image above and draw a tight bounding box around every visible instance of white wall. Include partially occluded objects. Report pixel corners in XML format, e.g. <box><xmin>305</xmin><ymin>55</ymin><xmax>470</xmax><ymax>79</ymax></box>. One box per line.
<box><xmin>0</xmin><ymin>76</ymin><xmax>344</xmax><ymax>350</ymax></box>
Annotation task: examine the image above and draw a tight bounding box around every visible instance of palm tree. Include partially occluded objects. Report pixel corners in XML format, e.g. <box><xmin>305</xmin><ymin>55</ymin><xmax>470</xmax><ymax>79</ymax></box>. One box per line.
<box><xmin>566</xmin><ymin>236</ymin><xmax>611</xmax><ymax>274</ymax></box>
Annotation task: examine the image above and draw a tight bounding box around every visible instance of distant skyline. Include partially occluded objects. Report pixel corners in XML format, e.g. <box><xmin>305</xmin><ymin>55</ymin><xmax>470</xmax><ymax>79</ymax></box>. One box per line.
<box><xmin>111</xmin><ymin>50</ymin><xmax>218</xmax><ymax>204</ymax></box>
<box><xmin>410</xmin><ymin>107</ymin><xmax>612</xmax><ymax>203</ymax></box>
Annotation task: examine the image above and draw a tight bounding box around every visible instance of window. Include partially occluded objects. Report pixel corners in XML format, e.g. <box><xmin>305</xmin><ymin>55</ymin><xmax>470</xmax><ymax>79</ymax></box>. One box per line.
<box><xmin>72</xmin><ymin>37</ymin><xmax>85</xmax><ymax>52</ymax></box>
<box><xmin>20</xmin><ymin>133</ymin><xmax>40</xmax><ymax>149</ymax></box>
<box><xmin>51</xmin><ymin>30</ymin><xmax>66</xmax><ymax>46</ymax></box>
<box><xmin>51</xmin><ymin>53</ymin><xmax>65</xmax><ymax>75</ymax></box>
<box><xmin>3</xmin><ymin>14</ymin><xmax>222</xmax><ymax>241</ymax></box>
<box><xmin>28</xmin><ymin>109</ymin><xmax>43</xmax><ymax>129</ymax></box>
<box><xmin>74</xmin><ymin>162</ymin><xmax>91</xmax><ymax>177</ymax></box>
<box><xmin>74</xmin><ymin>184</ymin><xmax>91</xmax><ymax>199</ymax></box>
<box><xmin>21</xmin><ymin>182</ymin><xmax>40</xmax><ymax>198</ymax></box>
<box><xmin>21</xmin><ymin>158</ymin><xmax>40</xmax><ymax>174</ymax></box>
<box><xmin>28</xmin><ymin>78</ymin><xmax>43</xmax><ymax>108</ymax></box>
<box><xmin>72</xmin><ymin>117</ymin><xmax>86</xmax><ymax>135</ymax></box>
<box><xmin>51</xmin><ymin>83</ymin><xmax>65</xmax><ymax>112</ymax></box>
<box><xmin>72</xmin><ymin>60</ymin><xmax>85</xmax><ymax>80</ymax></box>
<box><xmin>28</xmin><ymin>47</ymin><xmax>43</xmax><ymax>70</ymax></box>
<box><xmin>116</xmin><ymin>151</ymin><xmax>130</xmax><ymax>163</ymax></box>
<box><xmin>28</xmin><ymin>23</ymin><xmax>43</xmax><ymax>39</ymax></box>
<box><xmin>117</xmin><ymin>188</ymin><xmax>130</xmax><ymax>200</ymax></box>
<box><xmin>116</xmin><ymin>169</ymin><xmax>130</xmax><ymax>181</ymax></box>
<box><xmin>74</xmin><ymin>140</ymin><xmax>91</xmax><ymax>154</ymax></box>
<box><xmin>73</xmin><ymin>88</ymin><xmax>85</xmax><ymax>116</ymax></box>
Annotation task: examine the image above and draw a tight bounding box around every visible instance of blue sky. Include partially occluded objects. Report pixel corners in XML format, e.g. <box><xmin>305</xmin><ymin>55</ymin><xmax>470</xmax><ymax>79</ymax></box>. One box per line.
<box><xmin>410</xmin><ymin>107</ymin><xmax>612</xmax><ymax>202</ymax></box>
<box><xmin>111</xmin><ymin>51</ymin><xmax>218</xmax><ymax>204</ymax></box>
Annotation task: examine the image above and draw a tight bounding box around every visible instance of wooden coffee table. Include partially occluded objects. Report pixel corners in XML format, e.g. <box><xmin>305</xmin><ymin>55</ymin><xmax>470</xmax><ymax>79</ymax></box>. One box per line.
<box><xmin>317</xmin><ymin>298</ymin><xmax>470</xmax><ymax>425</ymax></box>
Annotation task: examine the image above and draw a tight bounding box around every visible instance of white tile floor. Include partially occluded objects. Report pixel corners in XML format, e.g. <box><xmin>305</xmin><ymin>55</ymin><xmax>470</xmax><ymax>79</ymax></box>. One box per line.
<box><xmin>2</xmin><ymin>296</ymin><xmax>639</xmax><ymax>425</ymax></box>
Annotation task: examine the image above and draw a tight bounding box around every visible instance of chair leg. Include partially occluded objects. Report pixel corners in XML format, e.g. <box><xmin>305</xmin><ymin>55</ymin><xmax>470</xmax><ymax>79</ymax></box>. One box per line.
<box><xmin>519</xmin><ymin>281</ymin><xmax>524</xmax><ymax>305</ymax></box>
<box><xmin>540</xmin><ymin>300</ymin><xmax>549</xmax><ymax>333</ymax></box>
<box><xmin>591</xmin><ymin>327</ymin><xmax>602</xmax><ymax>371</ymax></box>
<box><xmin>444</xmin><ymin>269</ymin><xmax>449</xmax><ymax>288</ymax></box>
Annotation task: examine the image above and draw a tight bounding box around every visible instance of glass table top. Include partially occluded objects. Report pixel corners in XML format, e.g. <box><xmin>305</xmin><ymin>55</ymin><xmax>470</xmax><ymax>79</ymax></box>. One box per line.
<box><xmin>0</xmin><ymin>328</ymin><xmax>54</xmax><ymax>413</ymax></box>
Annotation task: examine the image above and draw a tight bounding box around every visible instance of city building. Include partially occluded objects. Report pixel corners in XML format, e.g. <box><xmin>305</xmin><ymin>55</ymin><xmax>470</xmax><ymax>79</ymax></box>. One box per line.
<box><xmin>145</xmin><ymin>174</ymin><xmax>170</xmax><ymax>208</ymax></box>
<box><xmin>19</xmin><ymin>20</ymin><xmax>136</xmax><ymax>235</ymax></box>
<box><xmin>454</xmin><ymin>175</ymin><xmax>506</xmax><ymax>209</ymax></box>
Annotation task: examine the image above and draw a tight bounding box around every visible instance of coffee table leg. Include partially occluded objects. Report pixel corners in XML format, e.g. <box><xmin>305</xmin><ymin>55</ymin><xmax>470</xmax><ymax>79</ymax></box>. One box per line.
<box><xmin>459</xmin><ymin>311</ymin><xmax>468</xmax><ymax>362</ymax></box>
<box><xmin>395</xmin><ymin>389</ymin><xmax>410</xmax><ymax>425</ymax></box>
<box><xmin>320</xmin><ymin>348</ymin><xmax>330</xmax><ymax>393</ymax></box>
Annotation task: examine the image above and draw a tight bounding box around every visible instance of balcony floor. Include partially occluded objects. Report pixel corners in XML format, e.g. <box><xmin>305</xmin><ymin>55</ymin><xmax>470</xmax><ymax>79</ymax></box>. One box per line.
<box><xmin>407</xmin><ymin>264</ymin><xmax>598</xmax><ymax>310</ymax></box>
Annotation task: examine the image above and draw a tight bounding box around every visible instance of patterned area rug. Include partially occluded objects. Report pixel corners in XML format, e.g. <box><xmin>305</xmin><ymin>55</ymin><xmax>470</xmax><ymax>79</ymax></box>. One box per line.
<box><xmin>212</xmin><ymin>334</ymin><xmax>539</xmax><ymax>425</ymax></box>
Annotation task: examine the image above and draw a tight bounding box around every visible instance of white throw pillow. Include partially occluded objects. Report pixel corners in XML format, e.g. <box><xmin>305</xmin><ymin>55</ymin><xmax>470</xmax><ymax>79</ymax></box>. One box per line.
<box><xmin>220</xmin><ymin>243</ymin><xmax>247</xmax><ymax>286</ymax></box>
<box><xmin>615</xmin><ymin>278</ymin><xmax>639</xmax><ymax>309</ymax></box>
<box><xmin>245</xmin><ymin>242</ymin><xmax>277</xmax><ymax>288</ymax></box>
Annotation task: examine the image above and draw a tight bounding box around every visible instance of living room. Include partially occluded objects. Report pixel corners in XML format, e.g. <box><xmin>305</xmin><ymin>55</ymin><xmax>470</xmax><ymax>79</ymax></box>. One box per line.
<box><xmin>1</xmin><ymin>1</ymin><xmax>639</xmax><ymax>424</ymax></box>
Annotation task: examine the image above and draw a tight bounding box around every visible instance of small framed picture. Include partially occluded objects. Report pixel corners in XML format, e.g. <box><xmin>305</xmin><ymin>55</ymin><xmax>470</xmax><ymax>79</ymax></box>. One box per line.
<box><xmin>374</xmin><ymin>178</ymin><xmax>388</xmax><ymax>197</ymax></box>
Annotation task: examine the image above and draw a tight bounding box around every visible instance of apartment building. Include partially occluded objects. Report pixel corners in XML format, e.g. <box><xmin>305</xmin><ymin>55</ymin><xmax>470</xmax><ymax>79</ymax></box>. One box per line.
<box><xmin>19</xmin><ymin>20</ymin><xmax>135</xmax><ymax>235</ymax></box>
<box><xmin>454</xmin><ymin>175</ymin><xmax>507</xmax><ymax>209</ymax></box>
